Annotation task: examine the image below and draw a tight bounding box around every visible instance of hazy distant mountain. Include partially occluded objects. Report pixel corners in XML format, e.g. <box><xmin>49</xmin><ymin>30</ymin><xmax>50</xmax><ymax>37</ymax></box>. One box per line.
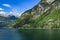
<box><xmin>0</xmin><ymin>14</ymin><xmax>18</xmax><ymax>28</ymax></box>
<box><xmin>8</xmin><ymin>0</ymin><xmax>60</xmax><ymax>29</ymax></box>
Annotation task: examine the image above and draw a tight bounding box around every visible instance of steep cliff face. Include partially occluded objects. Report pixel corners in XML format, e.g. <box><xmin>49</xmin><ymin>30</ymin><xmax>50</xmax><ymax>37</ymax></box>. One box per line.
<box><xmin>9</xmin><ymin>0</ymin><xmax>60</xmax><ymax>29</ymax></box>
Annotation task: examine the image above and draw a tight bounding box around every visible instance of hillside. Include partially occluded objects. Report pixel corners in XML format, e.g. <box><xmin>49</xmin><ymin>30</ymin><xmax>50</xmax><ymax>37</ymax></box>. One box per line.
<box><xmin>8</xmin><ymin>0</ymin><xmax>60</xmax><ymax>29</ymax></box>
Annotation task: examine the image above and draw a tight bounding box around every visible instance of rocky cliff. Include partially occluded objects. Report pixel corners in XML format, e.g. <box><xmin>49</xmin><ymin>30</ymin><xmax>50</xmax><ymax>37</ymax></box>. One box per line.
<box><xmin>9</xmin><ymin>0</ymin><xmax>60</xmax><ymax>29</ymax></box>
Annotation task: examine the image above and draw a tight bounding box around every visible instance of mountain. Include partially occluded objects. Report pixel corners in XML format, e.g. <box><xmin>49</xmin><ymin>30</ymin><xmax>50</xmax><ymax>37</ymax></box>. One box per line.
<box><xmin>8</xmin><ymin>15</ymin><xmax>18</xmax><ymax>21</ymax></box>
<box><xmin>0</xmin><ymin>14</ymin><xmax>18</xmax><ymax>28</ymax></box>
<box><xmin>8</xmin><ymin>0</ymin><xmax>60</xmax><ymax>29</ymax></box>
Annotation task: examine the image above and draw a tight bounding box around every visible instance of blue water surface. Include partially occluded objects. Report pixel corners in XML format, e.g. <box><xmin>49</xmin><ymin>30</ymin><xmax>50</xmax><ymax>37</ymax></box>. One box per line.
<box><xmin>0</xmin><ymin>28</ymin><xmax>23</xmax><ymax>40</ymax></box>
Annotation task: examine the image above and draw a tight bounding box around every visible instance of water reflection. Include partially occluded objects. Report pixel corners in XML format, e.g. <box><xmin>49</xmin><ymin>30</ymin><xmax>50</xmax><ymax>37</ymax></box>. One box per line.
<box><xmin>19</xmin><ymin>29</ymin><xmax>60</xmax><ymax>40</ymax></box>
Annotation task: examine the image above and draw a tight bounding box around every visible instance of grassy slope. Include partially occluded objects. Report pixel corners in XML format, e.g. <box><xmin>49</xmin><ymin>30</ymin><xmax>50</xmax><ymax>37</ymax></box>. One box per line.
<box><xmin>37</xmin><ymin>9</ymin><xmax>60</xmax><ymax>28</ymax></box>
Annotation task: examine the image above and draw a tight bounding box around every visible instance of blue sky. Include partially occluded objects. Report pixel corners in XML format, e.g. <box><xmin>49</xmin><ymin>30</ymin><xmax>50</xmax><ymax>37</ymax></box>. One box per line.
<box><xmin>0</xmin><ymin>0</ymin><xmax>40</xmax><ymax>16</ymax></box>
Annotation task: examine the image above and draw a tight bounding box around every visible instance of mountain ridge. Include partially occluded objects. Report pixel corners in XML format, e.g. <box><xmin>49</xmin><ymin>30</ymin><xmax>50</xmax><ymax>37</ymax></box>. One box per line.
<box><xmin>0</xmin><ymin>14</ymin><xmax>18</xmax><ymax>28</ymax></box>
<box><xmin>8</xmin><ymin>0</ymin><xmax>60</xmax><ymax>29</ymax></box>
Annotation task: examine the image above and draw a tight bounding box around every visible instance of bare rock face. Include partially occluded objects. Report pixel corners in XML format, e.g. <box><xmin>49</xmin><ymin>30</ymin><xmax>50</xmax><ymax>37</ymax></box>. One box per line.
<box><xmin>46</xmin><ymin>0</ymin><xmax>55</xmax><ymax>4</ymax></box>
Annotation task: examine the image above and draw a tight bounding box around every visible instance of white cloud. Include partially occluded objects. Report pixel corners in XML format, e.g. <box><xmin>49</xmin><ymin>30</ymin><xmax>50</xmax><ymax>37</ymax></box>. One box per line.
<box><xmin>2</xmin><ymin>4</ymin><xmax>11</xmax><ymax>7</ymax></box>
<box><xmin>0</xmin><ymin>11</ymin><xmax>9</xmax><ymax>17</ymax></box>
<box><xmin>0</xmin><ymin>11</ymin><xmax>5</xmax><ymax>14</ymax></box>
<box><xmin>0</xmin><ymin>11</ymin><xmax>7</xmax><ymax>17</ymax></box>
<box><xmin>0</xmin><ymin>8</ymin><xmax>4</xmax><ymax>10</ymax></box>
<box><xmin>9</xmin><ymin>12</ymin><xmax>20</xmax><ymax>17</ymax></box>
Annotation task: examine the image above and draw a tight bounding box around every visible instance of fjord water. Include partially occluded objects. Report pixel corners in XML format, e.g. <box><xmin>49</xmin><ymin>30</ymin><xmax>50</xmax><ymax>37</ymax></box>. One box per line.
<box><xmin>0</xmin><ymin>28</ymin><xmax>60</xmax><ymax>40</ymax></box>
<box><xmin>19</xmin><ymin>29</ymin><xmax>60</xmax><ymax>40</ymax></box>
<box><xmin>0</xmin><ymin>28</ymin><xmax>23</xmax><ymax>40</ymax></box>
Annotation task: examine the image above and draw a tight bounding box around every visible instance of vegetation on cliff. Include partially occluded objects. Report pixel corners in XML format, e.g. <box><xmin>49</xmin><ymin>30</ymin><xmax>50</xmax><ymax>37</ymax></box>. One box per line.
<box><xmin>8</xmin><ymin>0</ymin><xmax>60</xmax><ymax>29</ymax></box>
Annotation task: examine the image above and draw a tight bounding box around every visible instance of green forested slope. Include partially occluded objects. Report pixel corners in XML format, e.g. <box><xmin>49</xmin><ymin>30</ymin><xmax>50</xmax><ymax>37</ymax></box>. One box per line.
<box><xmin>8</xmin><ymin>0</ymin><xmax>60</xmax><ymax>29</ymax></box>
